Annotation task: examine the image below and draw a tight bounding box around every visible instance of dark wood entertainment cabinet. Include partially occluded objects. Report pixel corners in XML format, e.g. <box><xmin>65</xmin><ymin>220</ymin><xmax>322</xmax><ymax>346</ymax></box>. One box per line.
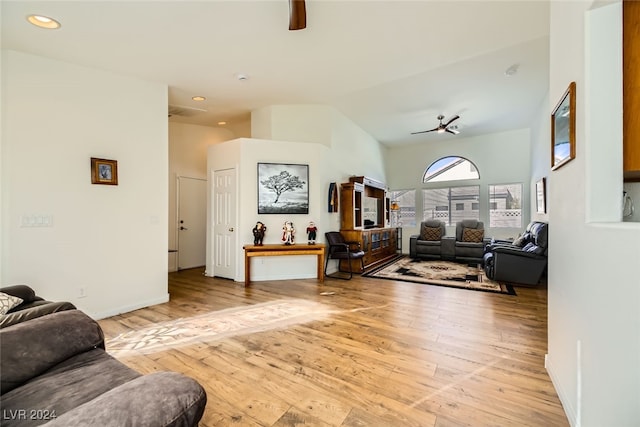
<box><xmin>339</xmin><ymin>176</ymin><xmax>397</xmax><ymax>272</ymax></box>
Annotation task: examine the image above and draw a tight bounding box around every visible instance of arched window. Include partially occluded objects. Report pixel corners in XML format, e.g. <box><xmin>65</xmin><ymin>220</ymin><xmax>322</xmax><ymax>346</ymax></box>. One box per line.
<box><xmin>423</xmin><ymin>156</ymin><xmax>479</xmax><ymax>183</ymax></box>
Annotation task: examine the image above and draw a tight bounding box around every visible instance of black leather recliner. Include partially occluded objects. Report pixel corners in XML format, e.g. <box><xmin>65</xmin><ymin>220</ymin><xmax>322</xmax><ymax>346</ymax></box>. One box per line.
<box><xmin>483</xmin><ymin>221</ymin><xmax>548</xmax><ymax>285</ymax></box>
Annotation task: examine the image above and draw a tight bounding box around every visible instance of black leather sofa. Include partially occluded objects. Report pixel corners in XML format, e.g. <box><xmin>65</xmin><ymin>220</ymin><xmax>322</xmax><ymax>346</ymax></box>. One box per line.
<box><xmin>483</xmin><ymin>221</ymin><xmax>549</xmax><ymax>285</ymax></box>
<box><xmin>0</xmin><ymin>285</ymin><xmax>76</xmax><ymax>329</ymax></box>
<box><xmin>0</xmin><ymin>309</ymin><xmax>207</xmax><ymax>427</ymax></box>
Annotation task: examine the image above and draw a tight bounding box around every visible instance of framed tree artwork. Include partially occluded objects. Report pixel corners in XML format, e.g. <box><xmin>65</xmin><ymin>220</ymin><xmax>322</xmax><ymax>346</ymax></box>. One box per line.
<box><xmin>257</xmin><ymin>163</ymin><xmax>309</xmax><ymax>214</ymax></box>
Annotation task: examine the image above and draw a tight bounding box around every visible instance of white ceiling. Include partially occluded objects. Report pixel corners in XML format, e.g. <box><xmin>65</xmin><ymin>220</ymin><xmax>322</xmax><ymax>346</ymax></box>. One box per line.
<box><xmin>1</xmin><ymin>1</ymin><xmax>550</xmax><ymax>146</ymax></box>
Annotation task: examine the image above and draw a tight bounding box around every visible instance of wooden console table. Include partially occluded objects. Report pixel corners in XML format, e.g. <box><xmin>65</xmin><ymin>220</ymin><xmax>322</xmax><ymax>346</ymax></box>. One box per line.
<box><xmin>243</xmin><ymin>244</ymin><xmax>326</xmax><ymax>285</ymax></box>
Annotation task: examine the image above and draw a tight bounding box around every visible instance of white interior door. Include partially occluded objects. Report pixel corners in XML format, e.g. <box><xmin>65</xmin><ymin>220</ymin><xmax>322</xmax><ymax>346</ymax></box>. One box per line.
<box><xmin>177</xmin><ymin>176</ymin><xmax>207</xmax><ymax>270</ymax></box>
<box><xmin>213</xmin><ymin>168</ymin><xmax>236</xmax><ymax>279</ymax></box>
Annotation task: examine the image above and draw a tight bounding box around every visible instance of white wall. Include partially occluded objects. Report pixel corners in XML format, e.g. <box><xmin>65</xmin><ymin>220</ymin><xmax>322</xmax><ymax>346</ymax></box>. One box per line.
<box><xmin>1</xmin><ymin>50</ymin><xmax>169</xmax><ymax>319</ymax></box>
<box><xmin>168</xmin><ymin>122</ymin><xmax>235</xmax><ymax>271</ymax></box>
<box><xmin>207</xmin><ymin>106</ymin><xmax>387</xmax><ymax>281</ymax></box>
<box><xmin>545</xmin><ymin>2</ymin><xmax>640</xmax><ymax>426</ymax></box>
<box><xmin>385</xmin><ymin>128</ymin><xmax>532</xmax><ymax>250</ymax></box>
<box><xmin>530</xmin><ymin>93</ymin><xmax>551</xmax><ymax>223</ymax></box>
<box><xmin>251</xmin><ymin>105</ymin><xmax>333</xmax><ymax>147</ymax></box>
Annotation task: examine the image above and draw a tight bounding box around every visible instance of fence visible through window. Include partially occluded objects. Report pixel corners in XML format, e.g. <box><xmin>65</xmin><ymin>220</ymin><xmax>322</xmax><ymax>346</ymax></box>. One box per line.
<box><xmin>388</xmin><ymin>190</ymin><xmax>416</xmax><ymax>227</ymax></box>
<box><xmin>489</xmin><ymin>184</ymin><xmax>522</xmax><ymax>228</ymax></box>
<box><xmin>422</xmin><ymin>186</ymin><xmax>479</xmax><ymax>226</ymax></box>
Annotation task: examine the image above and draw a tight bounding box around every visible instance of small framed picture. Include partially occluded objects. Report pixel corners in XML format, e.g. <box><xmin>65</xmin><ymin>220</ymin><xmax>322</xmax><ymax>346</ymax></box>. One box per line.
<box><xmin>536</xmin><ymin>177</ymin><xmax>546</xmax><ymax>214</ymax></box>
<box><xmin>91</xmin><ymin>158</ymin><xmax>118</xmax><ymax>185</ymax></box>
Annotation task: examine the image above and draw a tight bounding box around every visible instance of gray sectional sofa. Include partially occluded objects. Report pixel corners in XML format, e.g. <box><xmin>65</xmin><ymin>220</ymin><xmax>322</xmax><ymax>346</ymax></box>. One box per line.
<box><xmin>410</xmin><ymin>219</ymin><xmax>491</xmax><ymax>264</ymax></box>
<box><xmin>0</xmin><ymin>309</ymin><xmax>207</xmax><ymax>427</ymax></box>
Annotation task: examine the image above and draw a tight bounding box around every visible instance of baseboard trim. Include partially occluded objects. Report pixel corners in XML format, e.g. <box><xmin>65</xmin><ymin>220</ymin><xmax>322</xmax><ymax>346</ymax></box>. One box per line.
<box><xmin>244</xmin><ymin>273</ymin><xmax>317</xmax><ymax>282</ymax></box>
<box><xmin>90</xmin><ymin>293</ymin><xmax>170</xmax><ymax>320</ymax></box>
<box><xmin>546</xmin><ymin>354</ymin><xmax>577</xmax><ymax>426</ymax></box>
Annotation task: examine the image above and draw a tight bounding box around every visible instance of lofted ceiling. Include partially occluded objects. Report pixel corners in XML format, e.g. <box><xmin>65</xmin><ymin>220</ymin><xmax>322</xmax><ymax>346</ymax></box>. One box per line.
<box><xmin>1</xmin><ymin>1</ymin><xmax>550</xmax><ymax>146</ymax></box>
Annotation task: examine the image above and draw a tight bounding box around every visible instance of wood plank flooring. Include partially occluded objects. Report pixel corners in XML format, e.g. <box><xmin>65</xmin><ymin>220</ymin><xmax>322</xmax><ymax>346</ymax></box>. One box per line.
<box><xmin>98</xmin><ymin>268</ymin><xmax>568</xmax><ymax>426</ymax></box>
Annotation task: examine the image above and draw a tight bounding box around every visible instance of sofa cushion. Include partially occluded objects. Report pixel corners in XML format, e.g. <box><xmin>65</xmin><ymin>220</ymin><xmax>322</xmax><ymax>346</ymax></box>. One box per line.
<box><xmin>44</xmin><ymin>372</ymin><xmax>207</xmax><ymax>427</ymax></box>
<box><xmin>1</xmin><ymin>310</ymin><xmax>104</xmax><ymax>394</ymax></box>
<box><xmin>0</xmin><ymin>349</ymin><xmax>141</xmax><ymax>425</ymax></box>
<box><xmin>0</xmin><ymin>292</ymin><xmax>23</xmax><ymax>315</ymax></box>
<box><xmin>420</xmin><ymin>225</ymin><xmax>442</xmax><ymax>241</ymax></box>
<box><xmin>531</xmin><ymin>222</ymin><xmax>548</xmax><ymax>248</ymax></box>
<box><xmin>462</xmin><ymin>227</ymin><xmax>484</xmax><ymax>243</ymax></box>
<box><xmin>1</xmin><ymin>301</ymin><xmax>78</xmax><ymax>330</ymax></box>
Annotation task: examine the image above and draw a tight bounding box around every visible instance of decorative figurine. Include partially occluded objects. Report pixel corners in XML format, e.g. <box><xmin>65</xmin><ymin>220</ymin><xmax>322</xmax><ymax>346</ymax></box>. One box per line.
<box><xmin>252</xmin><ymin>221</ymin><xmax>266</xmax><ymax>246</ymax></box>
<box><xmin>306</xmin><ymin>221</ymin><xmax>318</xmax><ymax>244</ymax></box>
<box><xmin>282</xmin><ymin>221</ymin><xmax>295</xmax><ymax>245</ymax></box>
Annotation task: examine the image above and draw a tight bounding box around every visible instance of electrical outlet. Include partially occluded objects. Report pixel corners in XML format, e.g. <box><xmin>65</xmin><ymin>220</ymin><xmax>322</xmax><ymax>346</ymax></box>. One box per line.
<box><xmin>78</xmin><ymin>287</ymin><xmax>87</xmax><ymax>298</ymax></box>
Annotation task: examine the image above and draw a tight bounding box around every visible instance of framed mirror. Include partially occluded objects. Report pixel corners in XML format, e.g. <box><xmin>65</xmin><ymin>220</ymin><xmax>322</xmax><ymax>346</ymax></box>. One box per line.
<box><xmin>551</xmin><ymin>81</ymin><xmax>576</xmax><ymax>170</ymax></box>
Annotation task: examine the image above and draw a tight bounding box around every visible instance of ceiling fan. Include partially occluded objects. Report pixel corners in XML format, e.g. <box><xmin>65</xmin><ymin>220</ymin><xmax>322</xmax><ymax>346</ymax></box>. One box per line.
<box><xmin>412</xmin><ymin>114</ymin><xmax>460</xmax><ymax>135</ymax></box>
<box><xmin>289</xmin><ymin>0</ymin><xmax>306</xmax><ymax>31</ymax></box>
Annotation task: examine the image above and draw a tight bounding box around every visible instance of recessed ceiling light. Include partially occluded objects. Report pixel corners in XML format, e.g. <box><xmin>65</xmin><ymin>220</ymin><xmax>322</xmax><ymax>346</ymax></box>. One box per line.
<box><xmin>217</xmin><ymin>121</ymin><xmax>227</xmax><ymax>126</ymax></box>
<box><xmin>504</xmin><ymin>64</ymin><xmax>520</xmax><ymax>77</ymax></box>
<box><xmin>192</xmin><ymin>96</ymin><xmax>206</xmax><ymax>102</ymax></box>
<box><xmin>236</xmin><ymin>74</ymin><xmax>249</xmax><ymax>81</ymax></box>
<box><xmin>27</xmin><ymin>15</ymin><xmax>61</xmax><ymax>29</ymax></box>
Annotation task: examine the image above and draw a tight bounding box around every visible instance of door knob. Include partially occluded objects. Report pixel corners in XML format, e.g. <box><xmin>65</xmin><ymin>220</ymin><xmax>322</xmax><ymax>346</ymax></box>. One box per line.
<box><xmin>229</xmin><ymin>227</ymin><xmax>234</xmax><ymax>232</ymax></box>
<box><xmin>180</xmin><ymin>226</ymin><xmax>188</xmax><ymax>230</ymax></box>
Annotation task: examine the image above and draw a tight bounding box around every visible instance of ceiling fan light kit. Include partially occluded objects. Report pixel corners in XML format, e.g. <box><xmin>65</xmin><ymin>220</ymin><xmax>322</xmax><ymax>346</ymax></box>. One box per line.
<box><xmin>412</xmin><ymin>114</ymin><xmax>461</xmax><ymax>136</ymax></box>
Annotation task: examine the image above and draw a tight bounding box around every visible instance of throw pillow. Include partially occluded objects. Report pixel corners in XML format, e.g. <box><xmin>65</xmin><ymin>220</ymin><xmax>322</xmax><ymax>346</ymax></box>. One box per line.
<box><xmin>0</xmin><ymin>292</ymin><xmax>23</xmax><ymax>315</ymax></box>
<box><xmin>462</xmin><ymin>227</ymin><xmax>484</xmax><ymax>243</ymax></box>
<box><xmin>421</xmin><ymin>226</ymin><xmax>442</xmax><ymax>241</ymax></box>
<box><xmin>513</xmin><ymin>232</ymin><xmax>531</xmax><ymax>247</ymax></box>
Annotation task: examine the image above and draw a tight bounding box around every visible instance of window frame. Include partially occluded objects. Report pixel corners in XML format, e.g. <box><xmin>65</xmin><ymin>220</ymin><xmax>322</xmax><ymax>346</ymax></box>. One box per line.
<box><xmin>423</xmin><ymin>156</ymin><xmax>480</xmax><ymax>183</ymax></box>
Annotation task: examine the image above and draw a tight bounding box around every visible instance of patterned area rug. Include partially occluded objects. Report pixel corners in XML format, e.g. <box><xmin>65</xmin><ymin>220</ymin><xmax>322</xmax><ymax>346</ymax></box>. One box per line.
<box><xmin>364</xmin><ymin>257</ymin><xmax>516</xmax><ymax>295</ymax></box>
<box><xmin>106</xmin><ymin>299</ymin><xmax>332</xmax><ymax>356</ymax></box>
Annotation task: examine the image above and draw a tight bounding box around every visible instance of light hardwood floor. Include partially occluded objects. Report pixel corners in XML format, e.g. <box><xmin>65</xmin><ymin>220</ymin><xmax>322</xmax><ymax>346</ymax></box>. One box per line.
<box><xmin>98</xmin><ymin>268</ymin><xmax>568</xmax><ymax>426</ymax></box>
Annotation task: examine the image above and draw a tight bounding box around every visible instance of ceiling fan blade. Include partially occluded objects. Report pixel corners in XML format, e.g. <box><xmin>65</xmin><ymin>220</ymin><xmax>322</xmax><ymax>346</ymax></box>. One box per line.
<box><xmin>444</xmin><ymin>115</ymin><xmax>460</xmax><ymax>127</ymax></box>
<box><xmin>411</xmin><ymin>127</ymin><xmax>439</xmax><ymax>135</ymax></box>
<box><xmin>446</xmin><ymin>128</ymin><xmax>460</xmax><ymax>135</ymax></box>
<box><xmin>289</xmin><ymin>0</ymin><xmax>306</xmax><ymax>30</ymax></box>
